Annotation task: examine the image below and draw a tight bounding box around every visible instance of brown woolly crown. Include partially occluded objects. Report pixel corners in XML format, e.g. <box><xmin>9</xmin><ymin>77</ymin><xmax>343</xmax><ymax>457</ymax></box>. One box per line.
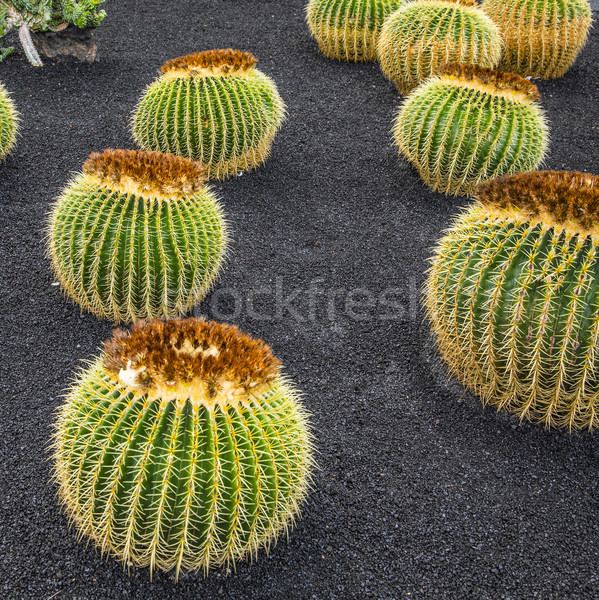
<box><xmin>438</xmin><ymin>63</ymin><xmax>541</xmax><ymax>102</ymax></box>
<box><xmin>82</xmin><ymin>149</ymin><xmax>207</xmax><ymax>199</ymax></box>
<box><xmin>161</xmin><ymin>49</ymin><xmax>258</xmax><ymax>75</ymax></box>
<box><xmin>423</xmin><ymin>0</ymin><xmax>479</xmax><ymax>6</ymax></box>
<box><xmin>103</xmin><ymin>318</ymin><xmax>282</xmax><ymax>398</ymax></box>
<box><xmin>476</xmin><ymin>171</ymin><xmax>599</xmax><ymax>234</ymax></box>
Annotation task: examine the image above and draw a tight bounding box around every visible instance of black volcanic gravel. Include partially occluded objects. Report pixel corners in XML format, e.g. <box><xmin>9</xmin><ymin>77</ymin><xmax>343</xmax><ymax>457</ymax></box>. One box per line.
<box><xmin>1</xmin><ymin>2</ymin><xmax>598</xmax><ymax>598</ymax></box>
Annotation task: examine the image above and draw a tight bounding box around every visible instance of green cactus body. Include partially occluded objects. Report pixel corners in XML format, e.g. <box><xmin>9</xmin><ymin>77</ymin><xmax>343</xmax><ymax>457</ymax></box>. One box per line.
<box><xmin>377</xmin><ymin>0</ymin><xmax>503</xmax><ymax>94</ymax></box>
<box><xmin>132</xmin><ymin>50</ymin><xmax>286</xmax><ymax>180</ymax></box>
<box><xmin>306</xmin><ymin>0</ymin><xmax>406</xmax><ymax>62</ymax></box>
<box><xmin>482</xmin><ymin>0</ymin><xmax>592</xmax><ymax>79</ymax></box>
<box><xmin>392</xmin><ymin>63</ymin><xmax>548</xmax><ymax>196</ymax></box>
<box><xmin>425</xmin><ymin>171</ymin><xmax>599</xmax><ymax>430</ymax></box>
<box><xmin>47</xmin><ymin>149</ymin><xmax>228</xmax><ymax>323</ymax></box>
<box><xmin>53</xmin><ymin>319</ymin><xmax>314</xmax><ymax>577</ymax></box>
<box><xmin>0</xmin><ymin>81</ymin><xmax>18</xmax><ymax>158</ymax></box>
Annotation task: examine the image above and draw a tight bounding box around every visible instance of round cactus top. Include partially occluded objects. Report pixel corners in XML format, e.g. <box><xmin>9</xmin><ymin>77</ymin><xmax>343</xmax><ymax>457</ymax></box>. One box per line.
<box><xmin>102</xmin><ymin>318</ymin><xmax>282</xmax><ymax>405</ymax></box>
<box><xmin>436</xmin><ymin>63</ymin><xmax>541</xmax><ymax>103</ymax></box>
<box><xmin>475</xmin><ymin>171</ymin><xmax>599</xmax><ymax>236</ymax></box>
<box><xmin>82</xmin><ymin>149</ymin><xmax>207</xmax><ymax>200</ymax></box>
<box><xmin>414</xmin><ymin>0</ymin><xmax>479</xmax><ymax>7</ymax></box>
<box><xmin>161</xmin><ymin>49</ymin><xmax>258</xmax><ymax>77</ymax></box>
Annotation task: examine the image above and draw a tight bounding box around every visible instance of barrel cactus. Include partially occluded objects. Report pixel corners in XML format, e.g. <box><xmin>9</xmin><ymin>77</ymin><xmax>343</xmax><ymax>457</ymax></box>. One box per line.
<box><xmin>132</xmin><ymin>49</ymin><xmax>286</xmax><ymax>180</ymax></box>
<box><xmin>306</xmin><ymin>0</ymin><xmax>406</xmax><ymax>62</ymax></box>
<box><xmin>53</xmin><ymin>318</ymin><xmax>314</xmax><ymax>577</ymax></box>
<box><xmin>378</xmin><ymin>0</ymin><xmax>503</xmax><ymax>94</ymax></box>
<box><xmin>393</xmin><ymin>63</ymin><xmax>548</xmax><ymax>196</ymax></box>
<box><xmin>482</xmin><ymin>0</ymin><xmax>592</xmax><ymax>79</ymax></box>
<box><xmin>47</xmin><ymin>149</ymin><xmax>228</xmax><ymax>323</ymax></box>
<box><xmin>0</xmin><ymin>81</ymin><xmax>18</xmax><ymax>159</ymax></box>
<box><xmin>425</xmin><ymin>170</ymin><xmax>599</xmax><ymax>430</ymax></box>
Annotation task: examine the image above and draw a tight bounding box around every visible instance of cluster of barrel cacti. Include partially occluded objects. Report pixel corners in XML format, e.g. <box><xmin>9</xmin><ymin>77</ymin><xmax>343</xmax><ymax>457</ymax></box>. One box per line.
<box><xmin>32</xmin><ymin>43</ymin><xmax>311</xmax><ymax>580</ymax></box>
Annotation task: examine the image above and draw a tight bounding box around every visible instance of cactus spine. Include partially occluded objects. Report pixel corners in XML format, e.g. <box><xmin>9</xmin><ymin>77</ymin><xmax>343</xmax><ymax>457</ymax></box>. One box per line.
<box><xmin>306</xmin><ymin>0</ymin><xmax>406</xmax><ymax>62</ymax></box>
<box><xmin>482</xmin><ymin>0</ymin><xmax>592</xmax><ymax>79</ymax></box>
<box><xmin>377</xmin><ymin>0</ymin><xmax>503</xmax><ymax>95</ymax></box>
<box><xmin>425</xmin><ymin>171</ymin><xmax>599</xmax><ymax>430</ymax></box>
<box><xmin>132</xmin><ymin>50</ymin><xmax>286</xmax><ymax>180</ymax></box>
<box><xmin>393</xmin><ymin>63</ymin><xmax>549</xmax><ymax>196</ymax></box>
<box><xmin>47</xmin><ymin>149</ymin><xmax>228</xmax><ymax>323</ymax></box>
<box><xmin>0</xmin><ymin>81</ymin><xmax>18</xmax><ymax>158</ymax></box>
<box><xmin>53</xmin><ymin>318</ymin><xmax>314</xmax><ymax>577</ymax></box>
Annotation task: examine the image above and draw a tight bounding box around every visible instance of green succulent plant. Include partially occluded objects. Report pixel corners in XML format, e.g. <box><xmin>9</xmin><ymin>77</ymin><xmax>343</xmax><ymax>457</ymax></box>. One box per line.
<box><xmin>47</xmin><ymin>149</ymin><xmax>228</xmax><ymax>323</ymax></box>
<box><xmin>425</xmin><ymin>170</ymin><xmax>599</xmax><ymax>430</ymax></box>
<box><xmin>306</xmin><ymin>0</ymin><xmax>406</xmax><ymax>62</ymax></box>
<box><xmin>53</xmin><ymin>318</ymin><xmax>314</xmax><ymax>578</ymax></box>
<box><xmin>378</xmin><ymin>0</ymin><xmax>503</xmax><ymax>95</ymax></box>
<box><xmin>392</xmin><ymin>63</ymin><xmax>549</xmax><ymax>196</ymax></box>
<box><xmin>0</xmin><ymin>0</ymin><xmax>106</xmax><ymax>66</ymax></box>
<box><xmin>0</xmin><ymin>81</ymin><xmax>18</xmax><ymax>158</ymax></box>
<box><xmin>132</xmin><ymin>49</ymin><xmax>286</xmax><ymax>180</ymax></box>
<box><xmin>482</xmin><ymin>0</ymin><xmax>592</xmax><ymax>79</ymax></box>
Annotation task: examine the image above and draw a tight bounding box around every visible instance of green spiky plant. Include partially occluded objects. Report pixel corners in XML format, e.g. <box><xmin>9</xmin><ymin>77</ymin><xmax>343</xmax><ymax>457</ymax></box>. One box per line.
<box><xmin>306</xmin><ymin>0</ymin><xmax>406</xmax><ymax>62</ymax></box>
<box><xmin>425</xmin><ymin>171</ymin><xmax>599</xmax><ymax>430</ymax></box>
<box><xmin>377</xmin><ymin>0</ymin><xmax>503</xmax><ymax>95</ymax></box>
<box><xmin>53</xmin><ymin>318</ymin><xmax>314</xmax><ymax>578</ymax></box>
<box><xmin>482</xmin><ymin>0</ymin><xmax>592</xmax><ymax>79</ymax></box>
<box><xmin>47</xmin><ymin>149</ymin><xmax>228</xmax><ymax>323</ymax></box>
<box><xmin>0</xmin><ymin>0</ymin><xmax>106</xmax><ymax>66</ymax></box>
<box><xmin>0</xmin><ymin>81</ymin><xmax>18</xmax><ymax>158</ymax></box>
<box><xmin>392</xmin><ymin>63</ymin><xmax>549</xmax><ymax>196</ymax></box>
<box><xmin>132</xmin><ymin>49</ymin><xmax>286</xmax><ymax>180</ymax></box>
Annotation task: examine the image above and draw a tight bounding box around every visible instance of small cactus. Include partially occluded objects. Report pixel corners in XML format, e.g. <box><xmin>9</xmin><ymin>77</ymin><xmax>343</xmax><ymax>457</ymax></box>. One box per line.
<box><xmin>482</xmin><ymin>0</ymin><xmax>592</xmax><ymax>79</ymax></box>
<box><xmin>47</xmin><ymin>149</ymin><xmax>228</xmax><ymax>323</ymax></box>
<box><xmin>306</xmin><ymin>0</ymin><xmax>406</xmax><ymax>62</ymax></box>
<box><xmin>425</xmin><ymin>171</ymin><xmax>599</xmax><ymax>430</ymax></box>
<box><xmin>392</xmin><ymin>63</ymin><xmax>549</xmax><ymax>196</ymax></box>
<box><xmin>132</xmin><ymin>50</ymin><xmax>286</xmax><ymax>180</ymax></box>
<box><xmin>0</xmin><ymin>81</ymin><xmax>18</xmax><ymax>159</ymax></box>
<box><xmin>378</xmin><ymin>0</ymin><xmax>503</xmax><ymax>95</ymax></box>
<box><xmin>53</xmin><ymin>318</ymin><xmax>314</xmax><ymax>577</ymax></box>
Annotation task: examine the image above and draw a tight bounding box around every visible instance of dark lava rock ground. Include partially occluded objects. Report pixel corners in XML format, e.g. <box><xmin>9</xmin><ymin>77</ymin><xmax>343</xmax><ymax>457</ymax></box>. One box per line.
<box><xmin>0</xmin><ymin>1</ymin><xmax>598</xmax><ymax>598</ymax></box>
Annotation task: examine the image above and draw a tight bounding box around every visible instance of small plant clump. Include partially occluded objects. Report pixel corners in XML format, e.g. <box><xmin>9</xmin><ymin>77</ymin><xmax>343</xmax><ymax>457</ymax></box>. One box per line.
<box><xmin>378</xmin><ymin>0</ymin><xmax>503</xmax><ymax>95</ymax></box>
<box><xmin>425</xmin><ymin>171</ymin><xmax>599</xmax><ymax>430</ymax></box>
<box><xmin>132</xmin><ymin>49</ymin><xmax>286</xmax><ymax>180</ymax></box>
<box><xmin>0</xmin><ymin>80</ymin><xmax>18</xmax><ymax>159</ymax></box>
<box><xmin>306</xmin><ymin>0</ymin><xmax>406</xmax><ymax>62</ymax></box>
<box><xmin>0</xmin><ymin>0</ymin><xmax>106</xmax><ymax>66</ymax></box>
<box><xmin>47</xmin><ymin>149</ymin><xmax>228</xmax><ymax>323</ymax></box>
<box><xmin>393</xmin><ymin>63</ymin><xmax>549</xmax><ymax>196</ymax></box>
<box><xmin>53</xmin><ymin>318</ymin><xmax>315</xmax><ymax>578</ymax></box>
<box><xmin>482</xmin><ymin>0</ymin><xmax>592</xmax><ymax>79</ymax></box>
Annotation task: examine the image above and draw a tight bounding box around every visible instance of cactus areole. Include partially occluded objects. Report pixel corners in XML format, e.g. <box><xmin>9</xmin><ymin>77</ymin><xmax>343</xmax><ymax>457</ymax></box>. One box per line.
<box><xmin>53</xmin><ymin>318</ymin><xmax>314</xmax><ymax>578</ymax></box>
<box><xmin>425</xmin><ymin>171</ymin><xmax>599</xmax><ymax>430</ymax></box>
<box><xmin>132</xmin><ymin>49</ymin><xmax>286</xmax><ymax>180</ymax></box>
<box><xmin>377</xmin><ymin>0</ymin><xmax>502</xmax><ymax>94</ymax></box>
<box><xmin>393</xmin><ymin>63</ymin><xmax>548</xmax><ymax>196</ymax></box>
<box><xmin>306</xmin><ymin>0</ymin><xmax>406</xmax><ymax>62</ymax></box>
<box><xmin>48</xmin><ymin>149</ymin><xmax>228</xmax><ymax>323</ymax></box>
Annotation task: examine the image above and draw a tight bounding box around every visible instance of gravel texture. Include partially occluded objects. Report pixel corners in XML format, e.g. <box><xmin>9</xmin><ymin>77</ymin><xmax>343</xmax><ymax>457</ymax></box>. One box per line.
<box><xmin>0</xmin><ymin>1</ymin><xmax>598</xmax><ymax>598</ymax></box>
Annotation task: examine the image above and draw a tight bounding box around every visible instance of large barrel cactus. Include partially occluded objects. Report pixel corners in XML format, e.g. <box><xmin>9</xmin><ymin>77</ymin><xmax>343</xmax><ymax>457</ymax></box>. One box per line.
<box><xmin>53</xmin><ymin>318</ymin><xmax>314</xmax><ymax>577</ymax></box>
<box><xmin>306</xmin><ymin>0</ymin><xmax>406</xmax><ymax>62</ymax></box>
<box><xmin>482</xmin><ymin>0</ymin><xmax>592</xmax><ymax>79</ymax></box>
<box><xmin>47</xmin><ymin>149</ymin><xmax>228</xmax><ymax>323</ymax></box>
<box><xmin>378</xmin><ymin>0</ymin><xmax>503</xmax><ymax>94</ymax></box>
<box><xmin>393</xmin><ymin>63</ymin><xmax>548</xmax><ymax>196</ymax></box>
<box><xmin>132</xmin><ymin>49</ymin><xmax>286</xmax><ymax>180</ymax></box>
<box><xmin>0</xmin><ymin>81</ymin><xmax>18</xmax><ymax>159</ymax></box>
<box><xmin>425</xmin><ymin>171</ymin><xmax>599</xmax><ymax>430</ymax></box>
